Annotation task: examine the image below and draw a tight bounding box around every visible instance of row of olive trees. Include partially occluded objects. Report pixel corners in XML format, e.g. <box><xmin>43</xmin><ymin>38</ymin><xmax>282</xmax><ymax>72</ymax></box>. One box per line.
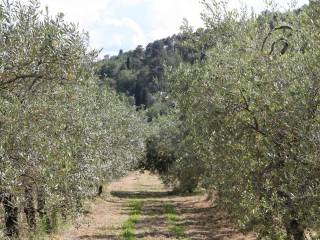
<box><xmin>0</xmin><ymin>0</ymin><xmax>146</xmax><ymax>238</ymax></box>
<box><xmin>139</xmin><ymin>113</ymin><xmax>204</xmax><ymax>193</ymax></box>
<box><xmin>168</xmin><ymin>0</ymin><xmax>320</xmax><ymax>239</ymax></box>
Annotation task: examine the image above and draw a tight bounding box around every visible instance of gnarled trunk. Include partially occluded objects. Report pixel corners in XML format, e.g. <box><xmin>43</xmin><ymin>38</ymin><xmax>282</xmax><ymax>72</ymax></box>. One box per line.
<box><xmin>37</xmin><ymin>186</ymin><xmax>51</xmax><ymax>233</ymax></box>
<box><xmin>37</xmin><ymin>185</ymin><xmax>46</xmax><ymax>219</ymax></box>
<box><xmin>97</xmin><ymin>185</ymin><xmax>103</xmax><ymax>196</ymax></box>
<box><xmin>286</xmin><ymin>219</ymin><xmax>306</xmax><ymax>240</ymax></box>
<box><xmin>24</xmin><ymin>183</ymin><xmax>36</xmax><ymax>231</ymax></box>
<box><xmin>2</xmin><ymin>194</ymin><xmax>19</xmax><ymax>237</ymax></box>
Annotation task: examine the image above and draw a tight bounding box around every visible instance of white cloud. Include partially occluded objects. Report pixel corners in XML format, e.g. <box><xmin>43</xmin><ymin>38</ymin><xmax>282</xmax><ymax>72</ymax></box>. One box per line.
<box><xmin>110</xmin><ymin>34</ymin><xmax>123</xmax><ymax>46</ymax></box>
<box><xmin>94</xmin><ymin>17</ymin><xmax>147</xmax><ymax>48</ymax></box>
<box><xmin>117</xmin><ymin>0</ymin><xmax>149</xmax><ymax>6</ymax></box>
<box><xmin>20</xmin><ymin>0</ymin><xmax>309</xmax><ymax>56</ymax></box>
<box><xmin>41</xmin><ymin>0</ymin><xmax>108</xmax><ymax>23</ymax></box>
<box><xmin>148</xmin><ymin>0</ymin><xmax>203</xmax><ymax>40</ymax></box>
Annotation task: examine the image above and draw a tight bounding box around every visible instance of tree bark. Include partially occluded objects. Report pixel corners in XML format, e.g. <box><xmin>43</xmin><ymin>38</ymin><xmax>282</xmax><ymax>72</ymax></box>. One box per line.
<box><xmin>2</xmin><ymin>194</ymin><xmax>19</xmax><ymax>237</ymax></box>
<box><xmin>286</xmin><ymin>219</ymin><xmax>306</xmax><ymax>240</ymax></box>
<box><xmin>37</xmin><ymin>186</ymin><xmax>51</xmax><ymax>232</ymax></box>
<box><xmin>37</xmin><ymin>186</ymin><xmax>45</xmax><ymax>219</ymax></box>
<box><xmin>97</xmin><ymin>185</ymin><xmax>103</xmax><ymax>196</ymax></box>
<box><xmin>24</xmin><ymin>183</ymin><xmax>36</xmax><ymax>231</ymax></box>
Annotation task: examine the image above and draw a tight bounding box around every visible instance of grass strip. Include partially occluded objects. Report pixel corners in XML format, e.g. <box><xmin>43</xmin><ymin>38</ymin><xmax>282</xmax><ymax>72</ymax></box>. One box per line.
<box><xmin>164</xmin><ymin>203</ymin><xmax>189</xmax><ymax>240</ymax></box>
<box><xmin>120</xmin><ymin>200</ymin><xmax>142</xmax><ymax>240</ymax></box>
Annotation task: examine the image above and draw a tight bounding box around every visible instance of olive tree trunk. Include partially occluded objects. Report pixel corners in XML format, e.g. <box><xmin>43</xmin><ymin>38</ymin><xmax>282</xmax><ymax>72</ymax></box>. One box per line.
<box><xmin>37</xmin><ymin>186</ymin><xmax>51</xmax><ymax>233</ymax></box>
<box><xmin>2</xmin><ymin>194</ymin><xmax>19</xmax><ymax>237</ymax></box>
<box><xmin>285</xmin><ymin>219</ymin><xmax>306</xmax><ymax>240</ymax></box>
<box><xmin>97</xmin><ymin>185</ymin><xmax>103</xmax><ymax>196</ymax></box>
<box><xmin>24</xmin><ymin>183</ymin><xmax>36</xmax><ymax>231</ymax></box>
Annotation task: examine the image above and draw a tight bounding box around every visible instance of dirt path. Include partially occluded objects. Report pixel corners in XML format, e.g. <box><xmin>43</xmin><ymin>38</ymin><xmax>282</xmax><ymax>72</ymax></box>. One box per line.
<box><xmin>55</xmin><ymin>172</ymin><xmax>255</xmax><ymax>240</ymax></box>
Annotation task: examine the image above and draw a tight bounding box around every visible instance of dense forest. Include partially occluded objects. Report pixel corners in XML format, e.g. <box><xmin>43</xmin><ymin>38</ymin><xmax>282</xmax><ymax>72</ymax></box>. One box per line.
<box><xmin>96</xmin><ymin>24</ymin><xmax>215</xmax><ymax>121</ymax></box>
<box><xmin>1</xmin><ymin>0</ymin><xmax>320</xmax><ymax>239</ymax></box>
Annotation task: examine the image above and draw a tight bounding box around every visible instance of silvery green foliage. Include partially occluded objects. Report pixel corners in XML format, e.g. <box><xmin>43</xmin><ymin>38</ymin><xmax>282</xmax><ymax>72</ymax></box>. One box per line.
<box><xmin>0</xmin><ymin>0</ymin><xmax>96</xmax><ymax>94</ymax></box>
<box><xmin>142</xmin><ymin>113</ymin><xmax>203</xmax><ymax>193</ymax></box>
<box><xmin>0</xmin><ymin>0</ymin><xmax>147</xmax><ymax>227</ymax></box>
<box><xmin>170</xmin><ymin>0</ymin><xmax>320</xmax><ymax>238</ymax></box>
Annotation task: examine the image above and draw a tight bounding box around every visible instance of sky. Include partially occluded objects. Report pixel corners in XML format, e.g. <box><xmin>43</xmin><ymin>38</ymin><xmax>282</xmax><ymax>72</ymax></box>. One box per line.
<box><xmin>24</xmin><ymin>0</ymin><xmax>309</xmax><ymax>56</ymax></box>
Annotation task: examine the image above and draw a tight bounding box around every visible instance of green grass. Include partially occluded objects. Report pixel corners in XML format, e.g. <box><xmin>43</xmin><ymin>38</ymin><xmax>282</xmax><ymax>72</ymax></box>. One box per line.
<box><xmin>164</xmin><ymin>203</ymin><xmax>189</xmax><ymax>240</ymax></box>
<box><xmin>28</xmin><ymin>212</ymin><xmax>72</xmax><ymax>240</ymax></box>
<box><xmin>120</xmin><ymin>200</ymin><xmax>142</xmax><ymax>240</ymax></box>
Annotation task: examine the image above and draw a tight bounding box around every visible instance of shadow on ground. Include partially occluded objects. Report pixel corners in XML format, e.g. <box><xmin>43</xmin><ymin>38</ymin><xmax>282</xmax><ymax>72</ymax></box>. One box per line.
<box><xmin>136</xmin><ymin>198</ymin><xmax>250</xmax><ymax>240</ymax></box>
<box><xmin>110</xmin><ymin>190</ymin><xmax>173</xmax><ymax>199</ymax></box>
<box><xmin>70</xmin><ymin>172</ymin><xmax>254</xmax><ymax>240</ymax></box>
<box><xmin>110</xmin><ymin>190</ymin><xmax>201</xmax><ymax>199</ymax></box>
<box><xmin>78</xmin><ymin>235</ymin><xmax>118</xmax><ymax>240</ymax></box>
<box><xmin>107</xmin><ymin>189</ymin><xmax>252</xmax><ymax>240</ymax></box>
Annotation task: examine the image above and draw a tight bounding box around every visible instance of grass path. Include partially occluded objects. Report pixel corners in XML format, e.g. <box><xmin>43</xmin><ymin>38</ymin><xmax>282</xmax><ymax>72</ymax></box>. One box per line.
<box><xmin>55</xmin><ymin>172</ymin><xmax>255</xmax><ymax>240</ymax></box>
<box><xmin>164</xmin><ymin>203</ymin><xmax>189</xmax><ymax>239</ymax></box>
<box><xmin>120</xmin><ymin>200</ymin><xmax>142</xmax><ymax>240</ymax></box>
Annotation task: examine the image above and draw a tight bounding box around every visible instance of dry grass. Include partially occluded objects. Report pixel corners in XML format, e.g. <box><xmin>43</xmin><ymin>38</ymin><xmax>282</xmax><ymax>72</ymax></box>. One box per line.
<box><xmin>52</xmin><ymin>171</ymin><xmax>255</xmax><ymax>240</ymax></box>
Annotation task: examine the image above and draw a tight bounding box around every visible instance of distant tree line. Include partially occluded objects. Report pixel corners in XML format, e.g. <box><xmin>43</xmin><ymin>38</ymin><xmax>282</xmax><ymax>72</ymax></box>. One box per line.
<box><xmin>95</xmin><ymin>25</ymin><xmax>216</xmax><ymax>121</ymax></box>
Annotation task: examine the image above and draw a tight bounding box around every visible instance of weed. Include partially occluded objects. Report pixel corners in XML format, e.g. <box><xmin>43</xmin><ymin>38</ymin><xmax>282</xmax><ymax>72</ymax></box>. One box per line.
<box><xmin>164</xmin><ymin>203</ymin><xmax>189</xmax><ymax>240</ymax></box>
<box><xmin>120</xmin><ymin>200</ymin><xmax>142</xmax><ymax>240</ymax></box>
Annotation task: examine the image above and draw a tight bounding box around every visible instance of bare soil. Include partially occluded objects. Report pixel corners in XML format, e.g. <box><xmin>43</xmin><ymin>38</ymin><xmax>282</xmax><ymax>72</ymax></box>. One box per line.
<box><xmin>54</xmin><ymin>172</ymin><xmax>256</xmax><ymax>240</ymax></box>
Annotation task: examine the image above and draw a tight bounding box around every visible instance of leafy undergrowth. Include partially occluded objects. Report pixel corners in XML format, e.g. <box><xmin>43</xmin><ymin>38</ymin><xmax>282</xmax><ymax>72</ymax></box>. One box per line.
<box><xmin>0</xmin><ymin>210</ymin><xmax>71</xmax><ymax>240</ymax></box>
<box><xmin>121</xmin><ymin>200</ymin><xmax>142</xmax><ymax>240</ymax></box>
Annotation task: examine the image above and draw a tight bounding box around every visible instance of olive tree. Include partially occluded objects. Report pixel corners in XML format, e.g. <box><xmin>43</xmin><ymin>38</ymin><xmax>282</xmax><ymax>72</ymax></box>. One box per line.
<box><xmin>169</xmin><ymin>0</ymin><xmax>320</xmax><ymax>239</ymax></box>
<box><xmin>0</xmin><ymin>0</ymin><xmax>147</xmax><ymax>238</ymax></box>
<box><xmin>140</xmin><ymin>113</ymin><xmax>203</xmax><ymax>193</ymax></box>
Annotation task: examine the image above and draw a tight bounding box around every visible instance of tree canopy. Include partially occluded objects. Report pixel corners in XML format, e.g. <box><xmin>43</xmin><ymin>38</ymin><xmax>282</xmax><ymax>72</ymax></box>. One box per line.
<box><xmin>168</xmin><ymin>1</ymin><xmax>320</xmax><ymax>238</ymax></box>
<box><xmin>0</xmin><ymin>0</ymin><xmax>147</xmax><ymax>237</ymax></box>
